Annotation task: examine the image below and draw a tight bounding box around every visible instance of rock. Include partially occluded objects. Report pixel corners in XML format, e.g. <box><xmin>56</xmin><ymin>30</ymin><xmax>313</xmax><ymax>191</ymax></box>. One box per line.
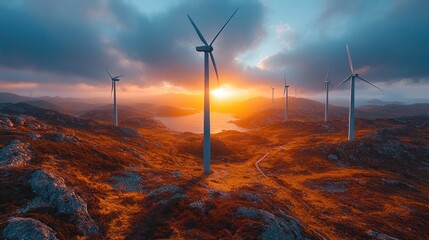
<box><xmin>26</xmin><ymin>133</ymin><xmax>42</xmax><ymax>141</ymax></box>
<box><xmin>206</xmin><ymin>186</ymin><xmax>229</xmax><ymax>199</ymax></box>
<box><xmin>0</xmin><ymin>140</ymin><xmax>32</xmax><ymax>166</ymax></box>
<box><xmin>311</xmin><ymin>181</ymin><xmax>348</xmax><ymax>193</ymax></box>
<box><xmin>3</xmin><ymin>217</ymin><xmax>58</xmax><ymax>240</ymax></box>
<box><xmin>22</xmin><ymin>170</ymin><xmax>98</xmax><ymax>236</ymax></box>
<box><xmin>172</xmin><ymin>170</ymin><xmax>182</xmax><ymax>178</ymax></box>
<box><xmin>15</xmin><ymin>116</ymin><xmax>25</xmax><ymax>125</ymax></box>
<box><xmin>148</xmin><ymin>185</ymin><xmax>182</xmax><ymax>197</ymax></box>
<box><xmin>170</xmin><ymin>193</ymin><xmax>188</xmax><ymax>200</ymax></box>
<box><xmin>366</xmin><ymin>230</ymin><xmax>399</xmax><ymax>240</ymax></box>
<box><xmin>53</xmin><ymin>133</ymin><xmax>78</xmax><ymax>142</ymax></box>
<box><xmin>0</xmin><ymin>117</ymin><xmax>14</xmax><ymax>130</ymax></box>
<box><xmin>237</xmin><ymin>207</ymin><xmax>310</xmax><ymax>240</ymax></box>
<box><xmin>189</xmin><ymin>200</ymin><xmax>205</xmax><ymax>212</ymax></box>
<box><xmin>121</xmin><ymin>127</ymin><xmax>142</xmax><ymax>138</ymax></box>
<box><xmin>241</xmin><ymin>192</ymin><xmax>262</xmax><ymax>202</ymax></box>
<box><xmin>328</xmin><ymin>154</ymin><xmax>338</xmax><ymax>161</ymax></box>
<box><xmin>14</xmin><ymin>115</ymin><xmax>48</xmax><ymax>130</ymax></box>
<box><xmin>110</xmin><ymin>171</ymin><xmax>143</xmax><ymax>192</ymax></box>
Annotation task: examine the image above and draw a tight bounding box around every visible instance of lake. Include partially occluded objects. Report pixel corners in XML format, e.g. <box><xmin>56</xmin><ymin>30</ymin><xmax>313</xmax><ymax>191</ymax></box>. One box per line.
<box><xmin>155</xmin><ymin>112</ymin><xmax>248</xmax><ymax>133</ymax></box>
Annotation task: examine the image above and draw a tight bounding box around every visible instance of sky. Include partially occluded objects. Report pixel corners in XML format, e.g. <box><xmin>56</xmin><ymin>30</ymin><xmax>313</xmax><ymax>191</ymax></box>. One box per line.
<box><xmin>0</xmin><ymin>0</ymin><xmax>428</xmax><ymax>104</ymax></box>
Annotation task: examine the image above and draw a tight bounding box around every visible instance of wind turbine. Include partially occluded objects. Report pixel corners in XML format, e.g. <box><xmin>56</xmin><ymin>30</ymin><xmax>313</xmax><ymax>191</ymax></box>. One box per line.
<box><xmin>188</xmin><ymin>8</ymin><xmax>238</xmax><ymax>174</ymax></box>
<box><xmin>107</xmin><ymin>71</ymin><xmax>124</xmax><ymax>127</ymax></box>
<box><xmin>337</xmin><ymin>45</ymin><xmax>383</xmax><ymax>140</ymax></box>
<box><xmin>269</xmin><ymin>85</ymin><xmax>275</xmax><ymax>108</ymax></box>
<box><xmin>324</xmin><ymin>69</ymin><xmax>333</xmax><ymax>122</ymax></box>
<box><xmin>283</xmin><ymin>72</ymin><xmax>289</xmax><ymax>121</ymax></box>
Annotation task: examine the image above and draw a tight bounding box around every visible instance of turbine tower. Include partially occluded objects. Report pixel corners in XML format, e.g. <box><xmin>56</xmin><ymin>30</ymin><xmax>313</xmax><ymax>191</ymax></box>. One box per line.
<box><xmin>107</xmin><ymin>71</ymin><xmax>124</xmax><ymax>127</ymax></box>
<box><xmin>188</xmin><ymin>8</ymin><xmax>238</xmax><ymax>174</ymax></box>
<box><xmin>283</xmin><ymin>72</ymin><xmax>289</xmax><ymax>121</ymax></box>
<box><xmin>324</xmin><ymin>69</ymin><xmax>333</xmax><ymax>122</ymax></box>
<box><xmin>337</xmin><ymin>45</ymin><xmax>383</xmax><ymax>141</ymax></box>
<box><xmin>269</xmin><ymin>86</ymin><xmax>275</xmax><ymax>108</ymax></box>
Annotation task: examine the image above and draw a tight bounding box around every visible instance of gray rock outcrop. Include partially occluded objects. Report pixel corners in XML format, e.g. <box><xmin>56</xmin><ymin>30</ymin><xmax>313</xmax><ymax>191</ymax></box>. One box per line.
<box><xmin>0</xmin><ymin>140</ymin><xmax>32</xmax><ymax>166</ymax></box>
<box><xmin>3</xmin><ymin>217</ymin><xmax>58</xmax><ymax>240</ymax></box>
<box><xmin>22</xmin><ymin>170</ymin><xmax>99</xmax><ymax>236</ymax></box>
<box><xmin>237</xmin><ymin>207</ymin><xmax>310</xmax><ymax>240</ymax></box>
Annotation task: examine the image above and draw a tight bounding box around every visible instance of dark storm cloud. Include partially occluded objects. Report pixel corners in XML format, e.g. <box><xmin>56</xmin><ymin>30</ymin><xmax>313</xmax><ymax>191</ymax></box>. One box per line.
<box><xmin>0</xmin><ymin>0</ymin><xmax>115</xmax><ymax>80</ymax></box>
<box><xmin>262</xmin><ymin>0</ymin><xmax>429</xmax><ymax>92</ymax></box>
<box><xmin>110</xmin><ymin>0</ymin><xmax>265</xmax><ymax>87</ymax></box>
<box><xmin>0</xmin><ymin>0</ymin><xmax>265</xmax><ymax>88</ymax></box>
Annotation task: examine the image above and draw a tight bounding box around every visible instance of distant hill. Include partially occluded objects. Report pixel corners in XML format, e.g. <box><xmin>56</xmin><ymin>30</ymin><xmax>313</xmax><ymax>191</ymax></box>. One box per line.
<box><xmin>0</xmin><ymin>92</ymin><xmax>34</xmax><ymax>103</ymax></box>
<box><xmin>233</xmin><ymin>100</ymin><xmax>429</xmax><ymax>128</ymax></box>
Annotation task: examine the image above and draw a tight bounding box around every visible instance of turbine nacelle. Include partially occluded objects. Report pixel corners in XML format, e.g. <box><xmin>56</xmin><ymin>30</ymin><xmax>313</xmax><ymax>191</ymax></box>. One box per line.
<box><xmin>196</xmin><ymin>45</ymin><xmax>213</xmax><ymax>52</ymax></box>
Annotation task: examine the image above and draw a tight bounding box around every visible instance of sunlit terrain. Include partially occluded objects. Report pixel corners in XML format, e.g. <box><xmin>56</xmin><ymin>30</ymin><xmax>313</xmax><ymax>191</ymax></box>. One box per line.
<box><xmin>1</xmin><ymin>93</ymin><xmax>428</xmax><ymax>239</ymax></box>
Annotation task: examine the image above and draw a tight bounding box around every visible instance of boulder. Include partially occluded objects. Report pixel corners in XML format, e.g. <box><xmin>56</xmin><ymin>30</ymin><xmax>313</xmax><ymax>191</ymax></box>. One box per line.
<box><xmin>110</xmin><ymin>171</ymin><xmax>143</xmax><ymax>192</ymax></box>
<box><xmin>0</xmin><ymin>117</ymin><xmax>14</xmax><ymax>130</ymax></box>
<box><xmin>3</xmin><ymin>217</ymin><xmax>58</xmax><ymax>240</ymax></box>
<box><xmin>26</xmin><ymin>133</ymin><xmax>42</xmax><ymax>141</ymax></box>
<box><xmin>0</xmin><ymin>140</ymin><xmax>32</xmax><ymax>166</ymax></box>
<box><xmin>52</xmin><ymin>133</ymin><xmax>78</xmax><ymax>142</ymax></box>
<box><xmin>237</xmin><ymin>207</ymin><xmax>310</xmax><ymax>240</ymax></box>
<box><xmin>121</xmin><ymin>127</ymin><xmax>142</xmax><ymax>138</ymax></box>
<box><xmin>22</xmin><ymin>170</ymin><xmax>98</xmax><ymax>236</ymax></box>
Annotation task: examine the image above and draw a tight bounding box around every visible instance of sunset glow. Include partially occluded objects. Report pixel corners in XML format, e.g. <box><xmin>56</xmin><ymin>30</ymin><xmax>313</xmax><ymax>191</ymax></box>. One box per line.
<box><xmin>212</xmin><ymin>87</ymin><xmax>230</xmax><ymax>99</ymax></box>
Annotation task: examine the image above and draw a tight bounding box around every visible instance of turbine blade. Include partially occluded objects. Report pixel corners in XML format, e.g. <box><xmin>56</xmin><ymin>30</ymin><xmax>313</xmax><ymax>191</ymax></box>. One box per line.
<box><xmin>284</xmin><ymin>71</ymin><xmax>287</xmax><ymax>86</ymax></box>
<box><xmin>111</xmin><ymin>81</ymin><xmax>113</xmax><ymax>97</ymax></box>
<box><xmin>325</xmin><ymin>68</ymin><xmax>329</xmax><ymax>82</ymax></box>
<box><xmin>336</xmin><ymin>75</ymin><xmax>352</xmax><ymax>88</ymax></box>
<box><xmin>114</xmin><ymin>75</ymin><xmax>124</xmax><ymax>78</ymax></box>
<box><xmin>106</xmin><ymin>70</ymin><xmax>113</xmax><ymax>79</ymax></box>
<box><xmin>210</xmin><ymin>8</ymin><xmax>239</xmax><ymax>46</ymax></box>
<box><xmin>356</xmin><ymin>76</ymin><xmax>384</xmax><ymax>92</ymax></box>
<box><xmin>283</xmin><ymin>87</ymin><xmax>286</xmax><ymax>97</ymax></box>
<box><xmin>187</xmin><ymin>14</ymin><xmax>208</xmax><ymax>45</ymax></box>
<box><xmin>346</xmin><ymin>45</ymin><xmax>354</xmax><ymax>74</ymax></box>
<box><xmin>209</xmin><ymin>52</ymin><xmax>219</xmax><ymax>87</ymax></box>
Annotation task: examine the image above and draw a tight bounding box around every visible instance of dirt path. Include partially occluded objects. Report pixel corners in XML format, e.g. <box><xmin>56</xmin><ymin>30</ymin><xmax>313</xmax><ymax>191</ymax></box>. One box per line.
<box><xmin>254</xmin><ymin>152</ymin><xmax>269</xmax><ymax>178</ymax></box>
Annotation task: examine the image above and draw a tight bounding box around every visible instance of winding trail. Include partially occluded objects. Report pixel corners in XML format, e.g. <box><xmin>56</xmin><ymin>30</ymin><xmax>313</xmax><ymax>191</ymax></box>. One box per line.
<box><xmin>254</xmin><ymin>152</ymin><xmax>269</xmax><ymax>178</ymax></box>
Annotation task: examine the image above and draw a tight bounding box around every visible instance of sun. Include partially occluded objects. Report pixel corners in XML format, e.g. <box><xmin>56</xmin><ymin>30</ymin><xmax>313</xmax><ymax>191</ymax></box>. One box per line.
<box><xmin>212</xmin><ymin>87</ymin><xmax>229</xmax><ymax>99</ymax></box>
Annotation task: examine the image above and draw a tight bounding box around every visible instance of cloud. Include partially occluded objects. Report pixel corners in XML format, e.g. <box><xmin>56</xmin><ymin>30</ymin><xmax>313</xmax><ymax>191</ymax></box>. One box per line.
<box><xmin>0</xmin><ymin>0</ymin><xmax>266</xmax><ymax>90</ymax></box>
<box><xmin>0</xmin><ymin>0</ymin><xmax>116</xmax><ymax>80</ymax></box>
<box><xmin>261</xmin><ymin>0</ymin><xmax>429</xmax><ymax>92</ymax></box>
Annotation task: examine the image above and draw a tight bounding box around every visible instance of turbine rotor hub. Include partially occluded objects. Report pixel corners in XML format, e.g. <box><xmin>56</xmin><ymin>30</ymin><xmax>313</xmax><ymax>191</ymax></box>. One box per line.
<box><xmin>196</xmin><ymin>45</ymin><xmax>213</xmax><ymax>52</ymax></box>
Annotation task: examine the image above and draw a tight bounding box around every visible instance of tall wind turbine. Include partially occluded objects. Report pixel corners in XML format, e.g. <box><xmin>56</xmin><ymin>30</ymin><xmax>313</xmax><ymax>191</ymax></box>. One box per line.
<box><xmin>188</xmin><ymin>8</ymin><xmax>238</xmax><ymax>174</ymax></box>
<box><xmin>269</xmin><ymin>85</ymin><xmax>275</xmax><ymax>108</ymax></box>
<box><xmin>324</xmin><ymin>69</ymin><xmax>333</xmax><ymax>122</ymax></box>
<box><xmin>107</xmin><ymin>71</ymin><xmax>124</xmax><ymax>127</ymax></box>
<box><xmin>283</xmin><ymin>72</ymin><xmax>289</xmax><ymax>121</ymax></box>
<box><xmin>337</xmin><ymin>45</ymin><xmax>383</xmax><ymax>140</ymax></box>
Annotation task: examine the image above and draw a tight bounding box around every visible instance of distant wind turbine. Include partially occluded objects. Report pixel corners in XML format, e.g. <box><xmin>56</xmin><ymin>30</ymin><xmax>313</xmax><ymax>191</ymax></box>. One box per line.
<box><xmin>324</xmin><ymin>69</ymin><xmax>333</xmax><ymax>122</ymax></box>
<box><xmin>188</xmin><ymin>8</ymin><xmax>238</xmax><ymax>174</ymax></box>
<box><xmin>107</xmin><ymin>71</ymin><xmax>124</xmax><ymax>127</ymax></box>
<box><xmin>337</xmin><ymin>45</ymin><xmax>383</xmax><ymax>140</ymax></box>
<box><xmin>283</xmin><ymin>72</ymin><xmax>289</xmax><ymax>121</ymax></box>
<box><xmin>269</xmin><ymin>85</ymin><xmax>275</xmax><ymax>108</ymax></box>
